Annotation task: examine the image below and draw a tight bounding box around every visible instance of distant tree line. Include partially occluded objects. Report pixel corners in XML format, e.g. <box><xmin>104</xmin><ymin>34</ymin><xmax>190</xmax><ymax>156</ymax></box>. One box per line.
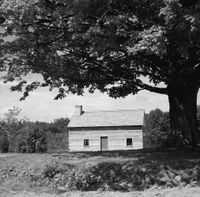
<box><xmin>143</xmin><ymin>109</ymin><xmax>170</xmax><ymax>148</ymax></box>
<box><xmin>0</xmin><ymin>106</ymin><xmax>200</xmax><ymax>152</ymax></box>
<box><xmin>0</xmin><ymin>107</ymin><xmax>69</xmax><ymax>153</ymax></box>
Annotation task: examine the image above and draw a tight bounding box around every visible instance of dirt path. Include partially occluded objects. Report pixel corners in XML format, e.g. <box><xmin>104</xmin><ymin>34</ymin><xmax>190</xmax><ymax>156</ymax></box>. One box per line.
<box><xmin>1</xmin><ymin>187</ymin><xmax>200</xmax><ymax>197</ymax></box>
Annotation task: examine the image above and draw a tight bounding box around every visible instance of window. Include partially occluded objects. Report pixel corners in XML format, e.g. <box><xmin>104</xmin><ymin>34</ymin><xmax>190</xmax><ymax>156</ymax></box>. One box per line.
<box><xmin>126</xmin><ymin>138</ymin><xmax>132</xmax><ymax>146</ymax></box>
<box><xmin>84</xmin><ymin>139</ymin><xmax>89</xmax><ymax>147</ymax></box>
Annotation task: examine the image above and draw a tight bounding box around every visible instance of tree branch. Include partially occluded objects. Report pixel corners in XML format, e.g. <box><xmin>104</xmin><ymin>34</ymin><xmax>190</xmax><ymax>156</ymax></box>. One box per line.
<box><xmin>137</xmin><ymin>81</ymin><xmax>168</xmax><ymax>94</ymax></box>
<box><xmin>114</xmin><ymin>76</ymin><xmax>168</xmax><ymax>94</ymax></box>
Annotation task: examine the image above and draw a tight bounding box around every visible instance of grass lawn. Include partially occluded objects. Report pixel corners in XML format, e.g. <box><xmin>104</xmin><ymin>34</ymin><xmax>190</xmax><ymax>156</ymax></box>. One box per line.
<box><xmin>0</xmin><ymin>148</ymin><xmax>200</xmax><ymax>195</ymax></box>
<box><xmin>1</xmin><ymin>187</ymin><xmax>200</xmax><ymax>197</ymax></box>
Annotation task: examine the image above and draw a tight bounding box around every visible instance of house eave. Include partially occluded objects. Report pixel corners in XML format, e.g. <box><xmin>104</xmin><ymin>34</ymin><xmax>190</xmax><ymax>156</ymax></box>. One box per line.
<box><xmin>68</xmin><ymin>125</ymin><xmax>143</xmax><ymax>131</ymax></box>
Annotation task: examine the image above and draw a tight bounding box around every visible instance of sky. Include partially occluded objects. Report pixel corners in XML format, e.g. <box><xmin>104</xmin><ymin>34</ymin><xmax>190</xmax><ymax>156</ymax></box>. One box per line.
<box><xmin>0</xmin><ymin>74</ymin><xmax>200</xmax><ymax>122</ymax></box>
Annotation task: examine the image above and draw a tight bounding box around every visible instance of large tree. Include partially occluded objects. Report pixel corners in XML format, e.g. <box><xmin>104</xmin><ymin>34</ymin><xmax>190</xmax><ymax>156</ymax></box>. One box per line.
<box><xmin>0</xmin><ymin>0</ymin><xmax>200</xmax><ymax>147</ymax></box>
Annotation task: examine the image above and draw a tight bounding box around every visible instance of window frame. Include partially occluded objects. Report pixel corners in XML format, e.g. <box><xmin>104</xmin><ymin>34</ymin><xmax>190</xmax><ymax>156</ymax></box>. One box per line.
<box><xmin>83</xmin><ymin>139</ymin><xmax>89</xmax><ymax>147</ymax></box>
<box><xmin>126</xmin><ymin>138</ymin><xmax>133</xmax><ymax>146</ymax></box>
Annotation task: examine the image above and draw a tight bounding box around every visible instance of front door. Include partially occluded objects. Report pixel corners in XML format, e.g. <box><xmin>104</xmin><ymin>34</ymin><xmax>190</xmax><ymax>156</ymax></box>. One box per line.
<box><xmin>100</xmin><ymin>136</ymin><xmax>108</xmax><ymax>151</ymax></box>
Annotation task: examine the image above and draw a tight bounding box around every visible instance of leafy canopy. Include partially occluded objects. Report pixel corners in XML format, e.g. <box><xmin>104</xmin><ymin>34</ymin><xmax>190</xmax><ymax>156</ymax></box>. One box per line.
<box><xmin>0</xmin><ymin>0</ymin><xmax>200</xmax><ymax>99</ymax></box>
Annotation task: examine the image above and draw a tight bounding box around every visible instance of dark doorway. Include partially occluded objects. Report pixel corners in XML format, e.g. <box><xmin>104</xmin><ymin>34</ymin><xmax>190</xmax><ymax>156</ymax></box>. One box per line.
<box><xmin>100</xmin><ymin>136</ymin><xmax>108</xmax><ymax>151</ymax></box>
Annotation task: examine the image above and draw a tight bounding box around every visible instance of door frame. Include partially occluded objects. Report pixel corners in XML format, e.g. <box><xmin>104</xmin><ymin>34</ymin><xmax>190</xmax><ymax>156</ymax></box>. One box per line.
<box><xmin>100</xmin><ymin>136</ymin><xmax>108</xmax><ymax>151</ymax></box>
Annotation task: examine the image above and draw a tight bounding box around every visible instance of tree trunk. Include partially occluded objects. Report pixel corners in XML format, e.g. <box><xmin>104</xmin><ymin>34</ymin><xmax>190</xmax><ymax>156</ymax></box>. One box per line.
<box><xmin>168</xmin><ymin>84</ymin><xmax>199</xmax><ymax>148</ymax></box>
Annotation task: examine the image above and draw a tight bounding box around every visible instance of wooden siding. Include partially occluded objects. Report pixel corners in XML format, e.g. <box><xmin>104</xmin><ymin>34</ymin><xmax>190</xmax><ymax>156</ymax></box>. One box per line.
<box><xmin>69</xmin><ymin>129</ymin><xmax>143</xmax><ymax>151</ymax></box>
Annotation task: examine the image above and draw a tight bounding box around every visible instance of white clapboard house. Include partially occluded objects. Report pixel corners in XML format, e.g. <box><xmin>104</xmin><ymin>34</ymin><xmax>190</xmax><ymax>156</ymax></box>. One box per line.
<box><xmin>68</xmin><ymin>106</ymin><xmax>144</xmax><ymax>152</ymax></box>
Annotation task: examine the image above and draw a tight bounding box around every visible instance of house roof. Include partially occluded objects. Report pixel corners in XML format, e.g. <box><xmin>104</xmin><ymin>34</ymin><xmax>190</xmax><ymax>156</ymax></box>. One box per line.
<box><xmin>68</xmin><ymin>109</ymin><xmax>145</xmax><ymax>128</ymax></box>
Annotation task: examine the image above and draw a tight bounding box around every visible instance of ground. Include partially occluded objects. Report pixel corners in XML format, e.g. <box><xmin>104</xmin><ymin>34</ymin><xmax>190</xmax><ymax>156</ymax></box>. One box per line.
<box><xmin>1</xmin><ymin>186</ymin><xmax>200</xmax><ymax>197</ymax></box>
<box><xmin>0</xmin><ymin>149</ymin><xmax>200</xmax><ymax>196</ymax></box>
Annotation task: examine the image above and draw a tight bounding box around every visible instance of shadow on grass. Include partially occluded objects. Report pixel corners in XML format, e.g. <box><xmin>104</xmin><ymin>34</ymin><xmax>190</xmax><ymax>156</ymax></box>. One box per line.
<box><xmin>67</xmin><ymin>148</ymin><xmax>200</xmax><ymax>191</ymax></box>
<box><xmin>54</xmin><ymin>147</ymin><xmax>200</xmax><ymax>162</ymax></box>
<box><xmin>51</xmin><ymin>148</ymin><xmax>200</xmax><ymax>179</ymax></box>
<box><xmin>68</xmin><ymin>149</ymin><xmax>200</xmax><ymax>191</ymax></box>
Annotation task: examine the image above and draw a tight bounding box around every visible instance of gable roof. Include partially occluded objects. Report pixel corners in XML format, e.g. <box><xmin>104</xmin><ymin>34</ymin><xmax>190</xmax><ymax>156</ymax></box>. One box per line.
<box><xmin>68</xmin><ymin>109</ymin><xmax>144</xmax><ymax>128</ymax></box>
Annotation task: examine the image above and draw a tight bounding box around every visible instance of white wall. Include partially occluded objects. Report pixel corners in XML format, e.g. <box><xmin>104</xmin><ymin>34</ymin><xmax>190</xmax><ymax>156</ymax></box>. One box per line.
<box><xmin>69</xmin><ymin>129</ymin><xmax>143</xmax><ymax>151</ymax></box>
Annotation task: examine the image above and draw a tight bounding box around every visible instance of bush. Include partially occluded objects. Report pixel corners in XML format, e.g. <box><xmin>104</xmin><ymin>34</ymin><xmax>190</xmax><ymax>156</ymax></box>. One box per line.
<box><xmin>42</xmin><ymin>163</ymin><xmax>60</xmax><ymax>178</ymax></box>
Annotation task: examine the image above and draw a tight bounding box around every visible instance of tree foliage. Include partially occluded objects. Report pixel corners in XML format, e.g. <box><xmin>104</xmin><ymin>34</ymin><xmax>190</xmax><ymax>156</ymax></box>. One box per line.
<box><xmin>0</xmin><ymin>107</ymin><xmax>69</xmax><ymax>153</ymax></box>
<box><xmin>144</xmin><ymin>108</ymin><xmax>170</xmax><ymax>147</ymax></box>
<box><xmin>0</xmin><ymin>123</ymin><xmax>9</xmax><ymax>152</ymax></box>
<box><xmin>0</xmin><ymin>106</ymin><xmax>23</xmax><ymax>152</ymax></box>
<box><xmin>0</xmin><ymin>0</ymin><xmax>199</xmax><ymax>97</ymax></box>
<box><xmin>53</xmin><ymin>117</ymin><xmax>69</xmax><ymax>132</ymax></box>
<box><xmin>3</xmin><ymin>106</ymin><xmax>21</xmax><ymax>123</ymax></box>
<box><xmin>17</xmin><ymin>122</ymin><xmax>47</xmax><ymax>153</ymax></box>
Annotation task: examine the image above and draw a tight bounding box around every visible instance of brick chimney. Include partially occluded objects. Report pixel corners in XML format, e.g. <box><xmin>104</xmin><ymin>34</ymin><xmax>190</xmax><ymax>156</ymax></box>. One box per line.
<box><xmin>74</xmin><ymin>105</ymin><xmax>83</xmax><ymax>116</ymax></box>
